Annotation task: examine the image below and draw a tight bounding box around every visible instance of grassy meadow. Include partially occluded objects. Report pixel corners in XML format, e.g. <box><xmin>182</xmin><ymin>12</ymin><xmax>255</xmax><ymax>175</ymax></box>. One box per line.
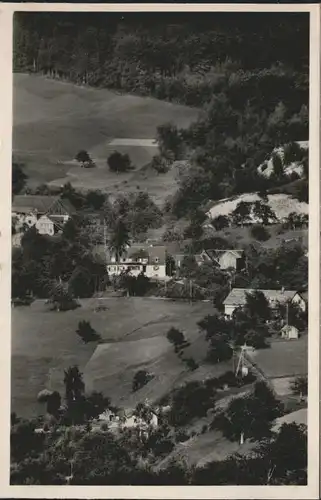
<box><xmin>11</xmin><ymin>297</ymin><xmax>219</xmax><ymax>418</ymax></box>
<box><xmin>13</xmin><ymin>74</ymin><xmax>199</xmax><ymax>202</ymax></box>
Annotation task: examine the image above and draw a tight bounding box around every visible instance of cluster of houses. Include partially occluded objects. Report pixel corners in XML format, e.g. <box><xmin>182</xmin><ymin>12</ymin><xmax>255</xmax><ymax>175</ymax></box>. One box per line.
<box><xmin>12</xmin><ymin>194</ymin><xmax>307</xmax><ymax>340</ymax></box>
<box><xmin>12</xmin><ymin>195</ymin><xmax>75</xmax><ymax>244</ymax></box>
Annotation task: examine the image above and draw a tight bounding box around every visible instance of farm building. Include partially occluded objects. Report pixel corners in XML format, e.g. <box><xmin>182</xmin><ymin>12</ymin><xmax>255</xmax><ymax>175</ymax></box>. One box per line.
<box><xmin>280</xmin><ymin>324</ymin><xmax>300</xmax><ymax>340</ymax></box>
<box><xmin>223</xmin><ymin>288</ymin><xmax>307</xmax><ymax>317</ymax></box>
<box><xmin>12</xmin><ymin>195</ymin><xmax>75</xmax><ymax>235</ymax></box>
<box><xmin>203</xmin><ymin>249</ymin><xmax>246</xmax><ymax>271</ymax></box>
<box><xmin>107</xmin><ymin>244</ymin><xmax>166</xmax><ymax>279</ymax></box>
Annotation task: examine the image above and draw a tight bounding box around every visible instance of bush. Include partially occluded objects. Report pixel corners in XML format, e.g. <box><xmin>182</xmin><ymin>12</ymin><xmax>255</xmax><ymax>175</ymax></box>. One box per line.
<box><xmin>211</xmin><ymin>215</ymin><xmax>230</xmax><ymax>231</ymax></box>
<box><xmin>167</xmin><ymin>327</ymin><xmax>186</xmax><ymax>347</ymax></box>
<box><xmin>132</xmin><ymin>369</ymin><xmax>153</xmax><ymax>392</ymax></box>
<box><xmin>108</xmin><ymin>151</ymin><xmax>133</xmax><ymax>173</ymax></box>
<box><xmin>250</xmin><ymin>224</ymin><xmax>270</xmax><ymax>241</ymax></box>
<box><xmin>151</xmin><ymin>155</ymin><xmax>171</xmax><ymax>174</ymax></box>
<box><xmin>76</xmin><ymin>320</ymin><xmax>101</xmax><ymax>343</ymax></box>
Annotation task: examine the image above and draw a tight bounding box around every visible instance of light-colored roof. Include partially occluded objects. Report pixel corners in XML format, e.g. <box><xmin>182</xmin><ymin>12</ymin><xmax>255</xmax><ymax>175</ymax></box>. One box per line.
<box><xmin>281</xmin><ymin>324</ymin><xmax>299</xmax><ymax>333</ymax></box>
<box><xmin>223</xmin><ymin>288</ymin><xmax>298</xmax><ymax>306</ymax></box>
<box><xmin>205</xmin><ymin>249</ymin><xmax>244</xmax><ymax>262</ymax></box>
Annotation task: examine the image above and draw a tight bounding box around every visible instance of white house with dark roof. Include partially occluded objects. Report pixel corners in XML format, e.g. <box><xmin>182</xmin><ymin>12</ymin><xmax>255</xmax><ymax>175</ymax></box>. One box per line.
<box><xmin>223</xmin><ymin>288</ymin><xmax>307</xmax><ymax>317</ymax></box>
<box><xmin>107</xmin><ymin>244</ymin><xmax>166</xmax><ymax>279</ymax></box>
<box><xmin>12</xmin><ymin>195</ymin><xmax>75</xmax><ymax>235</ymax></box>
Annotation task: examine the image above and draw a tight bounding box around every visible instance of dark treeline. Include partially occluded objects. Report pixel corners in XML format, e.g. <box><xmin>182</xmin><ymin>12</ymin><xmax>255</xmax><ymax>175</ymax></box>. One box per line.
<box><xmin>14</xmin><ymin>12</ymin><xmax>308</xmax><ymax>107</ymax></box>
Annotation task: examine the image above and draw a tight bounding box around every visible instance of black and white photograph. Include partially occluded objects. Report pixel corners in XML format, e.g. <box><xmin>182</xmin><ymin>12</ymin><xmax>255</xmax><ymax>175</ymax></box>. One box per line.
<box><xmin>3</xmin><ymin>3</ymin><xmax>319</xmax><ymax>495</ymax></box>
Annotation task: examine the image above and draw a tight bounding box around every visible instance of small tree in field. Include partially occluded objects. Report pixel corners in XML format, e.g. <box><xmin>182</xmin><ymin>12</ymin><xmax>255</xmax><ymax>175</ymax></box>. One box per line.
<box><xmin>167</xmin><ymin>327</ymin><xmax>186</xmax><ymax>348</ymax></box>
<box><xmin>132</xmin><ymin>370</ymin><xmax>153</xmax><ymax>392</ymax></box>
<box><xmin>75</xmin><ymin>150</ymin><xmax>95</xmax><ymax>168</ymax></box>
<box><xmin>76</xmin><ymin>320</ymin><xmax>101</xmax><ymax>343</ymax></box>
<box><xmin>108</xmin><ymin>151</ymin><xmax>133</xmax><ymax>173</ymax></box>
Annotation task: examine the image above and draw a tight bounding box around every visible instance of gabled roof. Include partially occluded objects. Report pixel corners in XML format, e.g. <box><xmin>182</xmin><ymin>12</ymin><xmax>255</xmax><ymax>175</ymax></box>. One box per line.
<box><xmin>205</xmin><ymin>249</ymin><xmax>244</xmax><ymax>263</ymax></box>
<box><xmin>223</xmin><ymin>288</ymin><xmax>298</xmax><ymax>306</ymax></box>
<box><xmin>12</xmin><ymin>195</ymin><xmax>75</xmax><ymax>216</ymax></box>
<box><xmin>281</xmin><ymin>324</ymin><xmax>299</xmax><ymax>332</ymax></box>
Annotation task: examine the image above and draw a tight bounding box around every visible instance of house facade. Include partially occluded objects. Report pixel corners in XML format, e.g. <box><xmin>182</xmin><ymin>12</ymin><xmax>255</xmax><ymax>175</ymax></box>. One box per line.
<box><xmin>223</xmin><ymin>288</ymin><xmax>307</xmax><ymax>317</ymax></box>
<box><xmin>107</xmin><ymin>245</ymin><xmax>166</xmax><ymax>279</ymax></box>
<box><xmin>12</xmin><ymin>195</ymin><xmax>75</xmax><ymax>236</ymax></box>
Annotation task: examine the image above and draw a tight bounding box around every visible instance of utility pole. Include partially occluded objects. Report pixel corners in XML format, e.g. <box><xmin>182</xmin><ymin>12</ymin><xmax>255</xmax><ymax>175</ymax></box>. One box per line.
<box><xmin>286</xmin><ymin>302</ymin><xmax>289</xmax><ymax>326</ymax></box>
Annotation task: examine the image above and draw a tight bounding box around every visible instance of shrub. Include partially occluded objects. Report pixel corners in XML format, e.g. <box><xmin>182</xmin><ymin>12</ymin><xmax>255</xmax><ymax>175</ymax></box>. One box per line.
<box><xmin>250</xmin><ymin>224</ymin><xmax>271</xmax><ymax>241</ymax></box>
<box><xmin>76</xmin><ymin>320</ymin><xmax>101</xmax><ymax>343</ymax></box>
<box><xmin>167</xmin><ymin>327</ymin><xmax>186</xmax><ymax>347</ymax></box>
<box><xmin>132</xmin><ymin>370</ymin><xmax>153</xmax><ymax>392</ymax></box>
<box><xmin>108</xmin><ymin>151</ymin><xmax>133</xmax><ymax>173</ymax></box>
<box><xmin>151</xmin><ymin>155</ymin><xmax>171</xmax><ymax>174</ymax></box>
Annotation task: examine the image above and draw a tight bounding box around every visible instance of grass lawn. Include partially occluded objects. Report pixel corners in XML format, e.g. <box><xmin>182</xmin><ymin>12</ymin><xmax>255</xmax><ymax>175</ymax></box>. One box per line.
<box><xmin>246</xmin><ymin>336</ymin><xmax>308</xmax><ymax>379</ymax></box>
<box><xmin>11</xmin><ymin>297</ymin><xmax>216</xmax><ymax>418</ymax></box>
<box><xmin>13</xmin><ymin>73</ymin><xmax>199</xmax><ymax>201</ymax></box>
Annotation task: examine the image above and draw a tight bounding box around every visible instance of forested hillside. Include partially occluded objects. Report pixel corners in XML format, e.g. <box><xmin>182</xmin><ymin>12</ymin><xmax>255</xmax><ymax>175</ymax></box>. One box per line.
<box><xmin>13</xmin><ymin>12</ymin><xmax>309</xmax><ymax>216</ymax></box>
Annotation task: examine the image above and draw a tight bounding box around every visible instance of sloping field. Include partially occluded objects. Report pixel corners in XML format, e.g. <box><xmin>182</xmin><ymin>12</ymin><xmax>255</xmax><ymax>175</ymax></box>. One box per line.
<box><xmin>13</xmin><ymin>74</ymin><xmax>199</xmax><ymax>199</ymax></box>
<box><xmin>206</xmin><ymin>193</ymin><xmax>308</xmax><ymax>221</ymax></box>
<box><xmin>204</xmin><ymin>224</ymin><xmax>308</xmax><ymax>250</ymax></box>
<box><xmin>246</xmin><ymin>337</ymin><xmax>308</xmax><ymax>379</ymax></box>
<box><xmin>11</xmin><ymin>297</ymin><xmax>215</xmax><ymax>418</ymax></box>
<box><xmin>157</xmin><ymin>429</ymin><xmax>256</xmax><ymax>469</ymax></box>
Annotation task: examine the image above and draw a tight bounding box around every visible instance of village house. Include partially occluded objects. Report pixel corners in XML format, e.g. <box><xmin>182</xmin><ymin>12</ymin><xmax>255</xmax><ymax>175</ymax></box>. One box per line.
<box><xmin>202</xmin><ymin>249</ymin><xmax>246</xmax><ymax>272</ymax></box>
<box><xmin>223</xmin><ymin>288</ymin><xmax>307</xmax><ymax>317</ymax></box>
<box><xmin>12</xmin><ymin>195</ymin><xmax>75</xmax><ymax>236</ymax></box>
<box><xmin>107</xmin><ymin>244</ymin><xmax>166</xmax><ymax>279</ymax></box>
<box><xmin>280</xmin><ymin>324</ymin><xmax>300</xmax><ymax>340</ymax></box>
